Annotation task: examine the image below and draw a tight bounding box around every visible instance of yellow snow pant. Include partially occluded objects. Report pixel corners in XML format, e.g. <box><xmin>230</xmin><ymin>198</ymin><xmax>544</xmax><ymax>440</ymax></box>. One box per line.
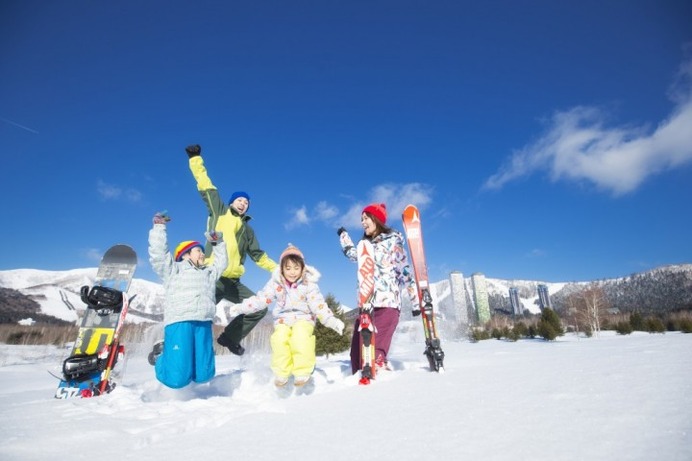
<box><xmin>270</xmin><ymin>321</ymin><xmax>315</xmax><ymax>380</ymax></box>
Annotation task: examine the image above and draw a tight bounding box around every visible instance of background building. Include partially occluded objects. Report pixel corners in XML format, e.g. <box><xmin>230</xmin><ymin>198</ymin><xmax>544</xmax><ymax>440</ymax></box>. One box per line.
<box><xmin>471</xmin><ymin>273</ymin><xmax>491</xmax><ymax>324</ymax></box>
<box><xmin>509</xmin><ymin>287</ymin><xmax>522</xmax><ymax>316</ymax></box>
<box><xmin>449</xmin><ymin>271</ymin><xmax>470</xmax><ymax>335</ymax></box>
<box><xmin>537</xmin><ymin>284</ymin><xmax>552</xmax><ymax>310</ymax></box>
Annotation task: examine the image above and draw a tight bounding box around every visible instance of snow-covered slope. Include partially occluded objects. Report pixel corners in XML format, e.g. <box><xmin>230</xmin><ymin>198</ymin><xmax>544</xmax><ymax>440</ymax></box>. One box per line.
<box><xmin>0</xmin><ymin>268</ymin><xmax>165</xmax><ymax>325</ymax></box>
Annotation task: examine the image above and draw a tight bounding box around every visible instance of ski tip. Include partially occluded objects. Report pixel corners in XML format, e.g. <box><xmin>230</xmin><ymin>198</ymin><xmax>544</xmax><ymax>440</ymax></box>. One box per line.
<box><xmin>358</xmin><ymin>377</ymin><xmax>371</xmax><ymax>385</ymax></box>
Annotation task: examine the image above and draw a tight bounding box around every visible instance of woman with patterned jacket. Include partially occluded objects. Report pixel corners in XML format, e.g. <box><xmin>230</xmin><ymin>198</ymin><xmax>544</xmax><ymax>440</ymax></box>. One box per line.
<box><xmin>148</xmin><ymin>212</ymin><xmax>228</xmax><ymax>389</ymax></box>
<box><xmin>337</xmin><ymin>203</ymin><xmax>419</xmax><ymax>374</ymax></box>
<box><xmin>227</xmin><ymin>244</ymin><xmax>345</xmax><ymax>388</ymax></box>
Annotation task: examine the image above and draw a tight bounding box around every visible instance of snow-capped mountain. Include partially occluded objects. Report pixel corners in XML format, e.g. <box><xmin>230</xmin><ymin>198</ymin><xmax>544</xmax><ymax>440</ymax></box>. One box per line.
<box><xmin>0</xmin><ymin>266</ymin><xmax>553</xmax><ymax>326</ymax></box>
<box><xmin>0</xmin><ymin>268</ymin><xmax>165</xmax><ymax>325</ymax></box>
<box><xmin>1</xmin><ymin>264</ymin><xmax>690</xmax><ymax>327</ymax></box>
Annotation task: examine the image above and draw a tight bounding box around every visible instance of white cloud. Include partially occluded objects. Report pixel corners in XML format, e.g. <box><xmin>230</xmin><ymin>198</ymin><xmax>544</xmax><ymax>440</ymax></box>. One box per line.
<box><xmin>285</xmin><ymin>183</ymin><xmax>434</xmax><ymax>230</ymax></box>
<box><xmin>483</xmin><ymin>55</ymin><xmax>692</xmax><ymax>196</ymax></box>
<box><xmin>526</xmin><ymin>248</ymin><xmax>546</xmax><ymax>258</ymax></box>
<box><xmin>97</xmin><ymin>180</ymin><xmax>142</xmax><ymax>202</ymax></box>
<box><xmin>369</xmin><ymin>183</ymin><xmax>433</xmax><ymax>217</ymax></box>
<box><xmin>0</xmin><ymin>117</ymin><xmax>39</xmax><ymax>134</ymax></box>
<box><xmin>84</xmin><ymin>248</ymin><xmax>102</xmax><ymax>262</ymax></box>
<box><xmin>97</xmin><ymin>180</ymin><xmax>122</xmax><ymax>200</ymax></box>
<box><xmin>284</xmin><ymin>206</ymin><xmax>310</xmax><ymax>230</ymax></box>
<box><xmin>314</xmin><ymin>201</ymin><xmax>338</xmax><ymax>220</ymax></box>
<box><xmin>125</xmin><ymin>189</ymin><xmax>142</xmax><ymax>202</ymax></box>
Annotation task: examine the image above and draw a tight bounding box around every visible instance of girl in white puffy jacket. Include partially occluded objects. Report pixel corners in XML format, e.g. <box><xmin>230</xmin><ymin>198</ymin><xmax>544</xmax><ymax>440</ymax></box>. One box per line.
<box><xmin>229</xmin><ymin>244</ymin><xmax>344</xmax><ymax>387</ymax></box>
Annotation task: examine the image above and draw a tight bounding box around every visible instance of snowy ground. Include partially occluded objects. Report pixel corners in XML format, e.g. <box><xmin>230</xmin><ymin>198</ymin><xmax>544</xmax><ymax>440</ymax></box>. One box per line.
<box><xmin>0</xmin><ymin>329</ymin><xmax>690</xmax><ymax>461</ymax></box>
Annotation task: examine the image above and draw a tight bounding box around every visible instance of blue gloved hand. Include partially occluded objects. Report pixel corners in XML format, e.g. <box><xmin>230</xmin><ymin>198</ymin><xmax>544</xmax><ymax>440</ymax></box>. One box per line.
<box><xmin>205</xmin><ymin>231</ymin><xmax>223</xmax><ymax>245</ymax></box>
<box><xmin>153</xmin><ymin>211</ymin><xmax>171</xmax><ymax>225</ymax></box>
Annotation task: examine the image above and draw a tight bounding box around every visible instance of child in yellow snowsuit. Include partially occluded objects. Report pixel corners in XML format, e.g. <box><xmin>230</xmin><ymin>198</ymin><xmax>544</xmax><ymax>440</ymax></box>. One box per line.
<box><xmin>228</xmin><ymin>244</ymin><xmax>344</xmax><ymax>387</ymax></box>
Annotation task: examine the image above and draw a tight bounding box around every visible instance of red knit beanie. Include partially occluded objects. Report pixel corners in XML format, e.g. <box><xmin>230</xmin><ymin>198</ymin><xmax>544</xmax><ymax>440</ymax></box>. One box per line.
<box><xmin>363</xmin><ymin>203</ymin><xmax>387</xmax><ymax>225</ymax></box>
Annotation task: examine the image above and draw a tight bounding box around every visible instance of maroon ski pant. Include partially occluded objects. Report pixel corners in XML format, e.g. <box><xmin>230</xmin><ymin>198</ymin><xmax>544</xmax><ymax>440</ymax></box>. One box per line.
<box><xmin>350</xmin><ymin>307</ymin><xmax>400</xmax><ymax>374</ymax></box>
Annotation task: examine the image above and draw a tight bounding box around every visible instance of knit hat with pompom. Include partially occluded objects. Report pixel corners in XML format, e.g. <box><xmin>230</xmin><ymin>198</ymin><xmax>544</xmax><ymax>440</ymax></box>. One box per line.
<box><xmin>280</xmin><ymin>243</ymin><xmax>304</xmax><ymax>263</ymax></box>
<box><xmin>362</xmin><ymin>203</ymin><xmax>387</xmax><ymax>225</ymax></box>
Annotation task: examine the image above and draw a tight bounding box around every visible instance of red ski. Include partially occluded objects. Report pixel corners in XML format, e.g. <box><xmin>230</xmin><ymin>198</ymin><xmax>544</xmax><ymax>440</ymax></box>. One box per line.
<box><xmin>356</xmin><ymin>239</ymin><xmax>377</xmax><ymax>384</ymax></box>
<box><xmin>402</xmin><ymin>205</ymin><xmax>445</xmax><ymax>372</ymax></box>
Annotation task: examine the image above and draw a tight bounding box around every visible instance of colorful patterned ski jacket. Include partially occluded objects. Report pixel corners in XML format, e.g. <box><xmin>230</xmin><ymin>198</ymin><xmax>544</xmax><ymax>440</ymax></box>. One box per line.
<box><xmin>188</xmin><ymin>155</ymin><xmax>277</xmax><ymax>279</ymax></box>
<box><xmin>339</xmin><ymin>229</ymin><xmax>419</xmax><ymax>311</ymax></box>
<box><xmin>148</xmin><ymin>223</ymin><xmax>228</xmax><ymax>326</ymax></box>
<box><xmin>235</xmin><ymin>265</ymin><xmax>338</xmax><ymax>327</ymax></box>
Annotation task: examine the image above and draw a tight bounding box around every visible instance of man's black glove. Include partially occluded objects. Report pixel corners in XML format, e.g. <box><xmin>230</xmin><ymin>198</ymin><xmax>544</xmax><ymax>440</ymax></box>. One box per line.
<box><xmin>337</xmin><ymin>227</ymin><xmax>346</xmax><ymax>236</ymax></box>
<box><xmin>412</xmin><ymin>308</ymin><xmax>421</xmax><ymax>317</ymax></box>
<box><xmin>185</xmin><ymin>144</ymin><xmax>201</xmax><ymax>158</ymax></box>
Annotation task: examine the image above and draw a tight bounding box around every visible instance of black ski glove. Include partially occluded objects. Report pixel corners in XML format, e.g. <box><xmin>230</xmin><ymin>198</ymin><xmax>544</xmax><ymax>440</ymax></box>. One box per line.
<box><xmin>412</xmin><ymin>308</ymin><xmax>421</xmax><ymax>317</ymax></box>
<box><xmin>337</xmin><ymin>227</ymin><xmax>346</xmax><ymax>236</ymax></box>
<box><xmin>185</xmin><ymin>144</ymin><xmax>201</xmax><ymax>158</ymax></box>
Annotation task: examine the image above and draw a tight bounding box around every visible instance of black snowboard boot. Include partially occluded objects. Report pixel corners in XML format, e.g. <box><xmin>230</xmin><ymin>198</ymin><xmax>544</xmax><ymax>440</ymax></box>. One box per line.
<box><xmin>216</xmin><ymin>333</ymin><xmax>245</xmax><ymax>356</ymax></box>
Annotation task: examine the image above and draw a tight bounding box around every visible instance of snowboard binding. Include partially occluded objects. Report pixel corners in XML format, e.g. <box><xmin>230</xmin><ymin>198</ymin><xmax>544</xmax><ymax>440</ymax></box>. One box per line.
<box><xmin>80</xmin><ymin>285</ymin><xmax>124</xmax><ymax>315</ymax></box>
<box><xmin>424</xmin><ymin>338</ymin><xmax>445</xmax><ymax>372</ymax></box>
<box><xmin>62</xmin><ymin>354</ymin><xmax>105</xmax><ymax>382</ymax></box>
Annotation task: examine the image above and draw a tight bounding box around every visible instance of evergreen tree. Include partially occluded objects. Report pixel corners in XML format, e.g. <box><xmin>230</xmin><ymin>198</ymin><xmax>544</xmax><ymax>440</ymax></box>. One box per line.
<box><xmin>679</xmin><ymin>318</ymin><xmax>692</xmax><ymax>333</ymax></box>
<box><xmin>645</xmin><ymin>316</ymin><xmax>666</xmax><ymax>333</ymax></box>
<box><xmin>513</xmin><ymin>321</ymin><xmax>528</xmax><ymax>338</ymax></box>
<box><xmin>537</xmin><ymin>308</ymin><xmax>564</xmax><ymax>341</ymax></box>
<box><xmin>615</xmin><ymin>321</ymin><xmax>633</xmax><ymax>335</ymax></box>
<box><xmin>629</xmin><ymin>312</ymin><xmax>645</xmax><ymax>331</ymax></box>
<box><xmin>537</xmin><ymin>321</ymin><xmax>558</xmax><ymax>341</ymax></box>
<box><xmin>315</xmin><ymin>294</ymin><xmax>351</xmax><ymax>357</ymax></box>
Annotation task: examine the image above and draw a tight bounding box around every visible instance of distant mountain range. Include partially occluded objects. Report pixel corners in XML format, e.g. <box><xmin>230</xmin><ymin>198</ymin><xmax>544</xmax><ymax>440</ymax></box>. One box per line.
<box><xmin>0</xmin><ymin>268</ymin><xmax>164</xmax><ymax>326</ymax></box>
<box><xmin>1</xmin><ymin>264</ymin><xmax>690</xmax><ymax>327</ymax></box>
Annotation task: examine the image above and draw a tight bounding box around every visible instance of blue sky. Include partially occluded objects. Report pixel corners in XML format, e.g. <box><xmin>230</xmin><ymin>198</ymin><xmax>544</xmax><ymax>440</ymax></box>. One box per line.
<box><xmin>2</xmin><ymin>1</ymin><xmax>691</xmax><ymax>307</ymax></box>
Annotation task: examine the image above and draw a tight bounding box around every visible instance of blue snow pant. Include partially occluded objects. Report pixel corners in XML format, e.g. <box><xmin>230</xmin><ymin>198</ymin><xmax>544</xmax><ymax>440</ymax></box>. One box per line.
<box><xmin>155</xmin><ymin>320</ymin><xmax>215</xmax><ymax>389</ymax></box>
<box><xmin>350</xmin><ymin>307</ymin><xmax>400</xmax><ymax>374</ymax></box>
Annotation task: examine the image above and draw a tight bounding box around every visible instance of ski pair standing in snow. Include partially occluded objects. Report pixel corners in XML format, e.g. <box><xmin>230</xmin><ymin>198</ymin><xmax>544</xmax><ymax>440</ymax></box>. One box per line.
<box><xmin>338</xmin><ymin>203</ymin><xmax>420</xmax><ymax>378</ymax></box>
<box><xmin>148</xmin><ymin>212</ymin><xmax>228</xmax><ymax>389</ymax></box>
<box><xmin>227</xmin><ymin>244</ymin><xmax>345</xmax><ymax>388</ymax></box>
<box><xmin>402</xmin><ymin>204</ymin><xmax>445</xmax><ymax>372</ymax></box>
<box><xmin>185</xmin><ymin>144</ymin><xmax>278</xmax><ymax>357</ymax></box>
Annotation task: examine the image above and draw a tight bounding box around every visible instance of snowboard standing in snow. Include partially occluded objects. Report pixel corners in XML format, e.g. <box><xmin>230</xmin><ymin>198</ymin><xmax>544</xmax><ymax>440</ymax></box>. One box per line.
<box><xmin>356</xmin><ymin>239</ymin><xmax>377</xmax><ymax>384</ymax></box>
<box><xmin>55</xmin><ymin>244</ymin><xmax>137</xmax><ymax>398</ymax></box>
<box><xmin>402</xmin><ymin>205</ymin><xmax>445</xmax><ymax>372</ymax></box>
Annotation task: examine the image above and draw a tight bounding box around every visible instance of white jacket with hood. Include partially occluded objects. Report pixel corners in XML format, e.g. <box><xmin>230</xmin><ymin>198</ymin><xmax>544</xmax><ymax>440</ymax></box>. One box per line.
<box><xmin>235</xmin><ymin>265</ymin><xmax>338</xmax><ymax>327</ymax></box>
